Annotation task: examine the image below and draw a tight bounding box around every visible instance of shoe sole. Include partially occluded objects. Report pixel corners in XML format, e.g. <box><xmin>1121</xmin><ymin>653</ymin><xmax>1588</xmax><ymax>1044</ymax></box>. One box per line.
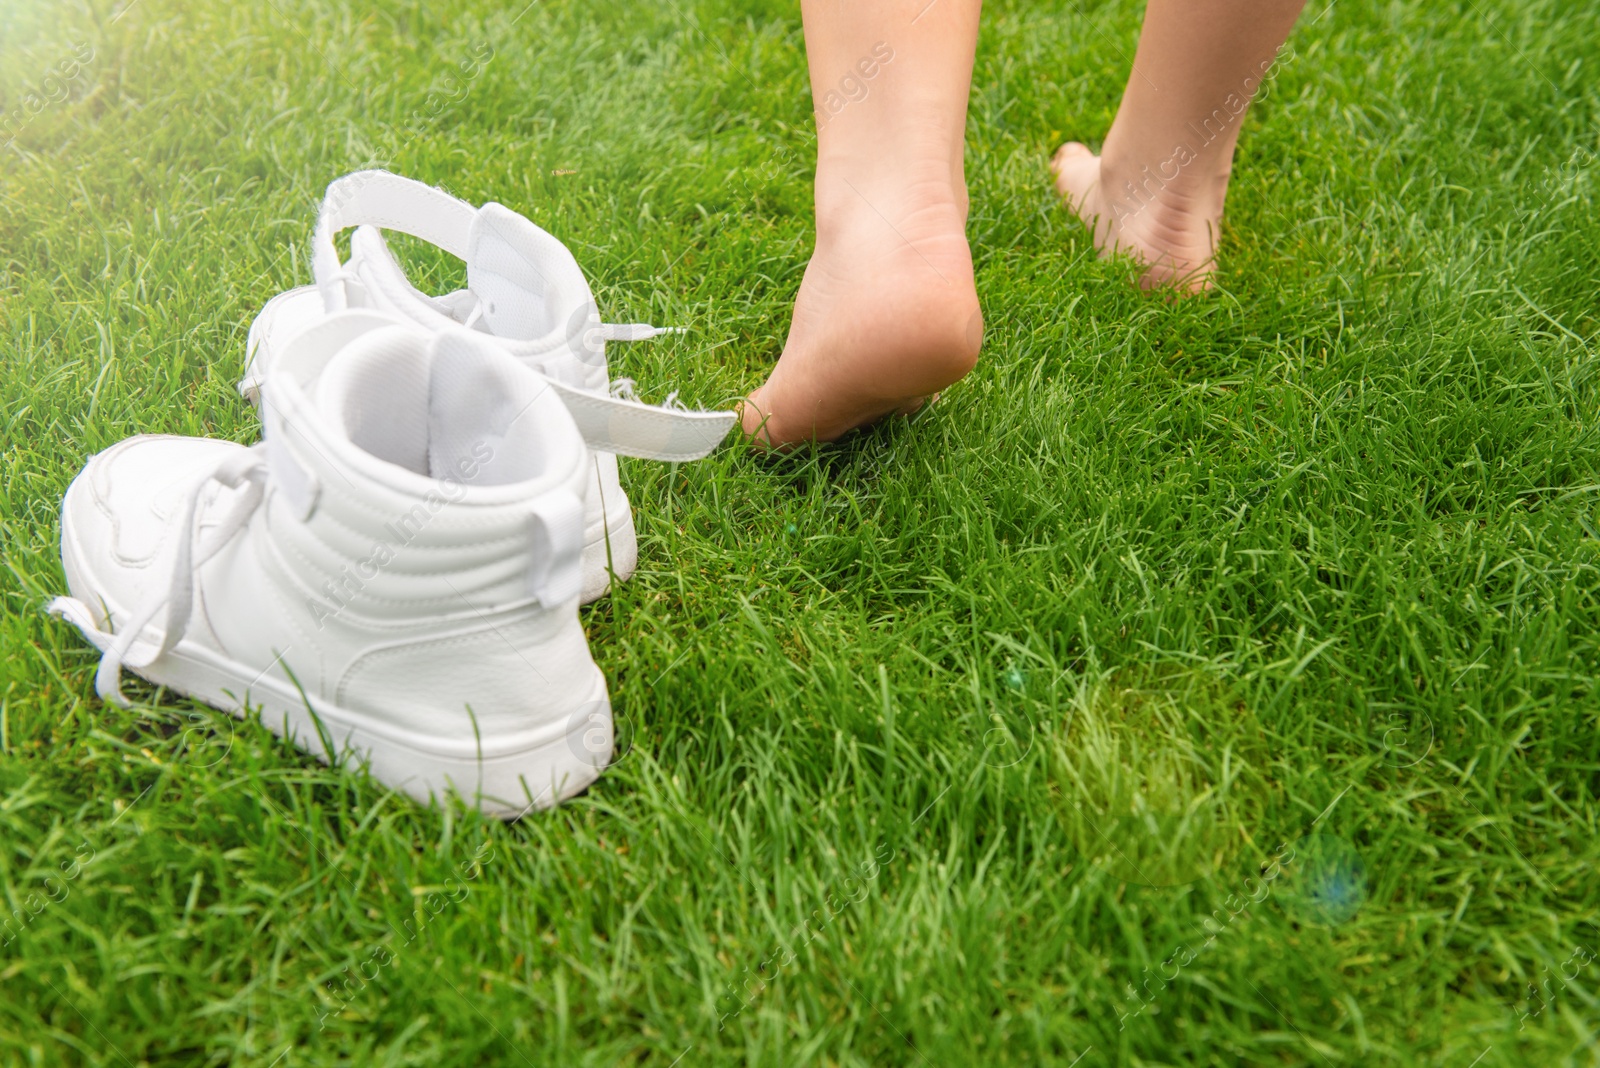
<box><xmin>62</xmin><ymin>523</ymin><xmax>612</xmax><ymax>819</ymax></box>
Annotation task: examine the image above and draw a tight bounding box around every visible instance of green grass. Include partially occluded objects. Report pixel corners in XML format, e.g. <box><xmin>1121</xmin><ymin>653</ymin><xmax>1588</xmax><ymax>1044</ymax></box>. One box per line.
<box><xmin>3</xmin><ymin>0</ymin><xmax>1600</xmax><ymax>1063</ymax></box>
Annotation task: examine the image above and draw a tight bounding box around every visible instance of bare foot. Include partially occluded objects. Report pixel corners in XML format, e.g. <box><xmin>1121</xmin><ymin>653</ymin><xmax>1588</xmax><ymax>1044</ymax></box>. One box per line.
<box><xmin>1051</xmin><ymin>141</ymin><xmax>1230</xmax><ymax>294</ymax></box>
<box><xmin>742</xmin><ymin>175</ymin><xmax>982</xmax><ymax>448</ymax></box>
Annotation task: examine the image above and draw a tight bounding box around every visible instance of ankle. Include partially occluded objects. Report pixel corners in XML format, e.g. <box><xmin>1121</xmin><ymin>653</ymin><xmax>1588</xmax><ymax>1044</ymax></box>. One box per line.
<box><xmin>813</xmin><ymin>157</ymin><xmax>967</xmax><ymax>243</ymax></box>
<box><xmin>1098</xmin><ymin>135</ymin><xmax>1232</xmax><ymax>227</ymax></box>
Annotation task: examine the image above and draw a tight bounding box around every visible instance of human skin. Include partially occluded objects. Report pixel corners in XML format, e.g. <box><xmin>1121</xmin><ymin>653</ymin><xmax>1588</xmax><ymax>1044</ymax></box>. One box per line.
<box><xmin>742</xmin><ymin>0</ymin><xmax>1306</xmax><ymax>446</ymax></box>
<box><xmin>1052</xmin><ymin>0</ymin><xmax>1307</xmax><ymax>292</ymax></box>
<box><xmin>741</xmin><ymin>0</ymin><xmax>985</xmax><ymax>448</ymax></box>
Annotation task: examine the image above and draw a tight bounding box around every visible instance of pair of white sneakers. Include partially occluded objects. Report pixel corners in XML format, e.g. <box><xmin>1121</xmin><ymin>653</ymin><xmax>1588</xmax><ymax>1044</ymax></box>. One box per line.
<box><xmin>49</xmin><ymin>172</ymin><xmax>736</xmax><ymax>818</ymax></box>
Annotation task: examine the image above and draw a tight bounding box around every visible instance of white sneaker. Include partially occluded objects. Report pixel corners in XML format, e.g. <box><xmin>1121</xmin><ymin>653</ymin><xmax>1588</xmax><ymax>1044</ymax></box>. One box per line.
<box><xmin>51</xmin><ymin>312</ymin><xmax>616</xmax><ymax>817</ymax></box>
<box><xmin>238</xmin><ymin>170</ymin><xmax>736</xmax><ymax>603</ymax></box>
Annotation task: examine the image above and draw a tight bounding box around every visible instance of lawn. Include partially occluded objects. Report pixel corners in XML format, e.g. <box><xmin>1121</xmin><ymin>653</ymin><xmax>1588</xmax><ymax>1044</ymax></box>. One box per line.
<box><xmin>3</xmin><ymin>0</ymin><xmax>1600</xmax><ymax>1064</ymax></box>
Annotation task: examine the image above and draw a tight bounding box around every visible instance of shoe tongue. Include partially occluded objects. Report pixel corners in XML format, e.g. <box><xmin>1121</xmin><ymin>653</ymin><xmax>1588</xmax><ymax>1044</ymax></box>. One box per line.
<box><xmin>316</xmin><ymin>327</ymin><xmax>554</xmax><ymax>486</ymax></box>
<box><xmin>316</xmin><ymin>327</ymin><xmax>434</xmax><ymax>475</ymax></box>
<box><xmin>426</xmin><ymin>332</ymin><xmax>554</xmax><ymax>486</ymax></box>
<box><xmin>464</xmin><ymin>203</ymin><xmax>588</xmax><ymax>342</ymax></box>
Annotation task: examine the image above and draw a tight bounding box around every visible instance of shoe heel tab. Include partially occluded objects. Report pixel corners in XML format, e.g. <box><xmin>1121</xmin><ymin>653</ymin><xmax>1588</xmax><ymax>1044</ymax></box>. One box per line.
<box><xmin>526</xmin><ymin>489</ymin><xmax>584</xmax><ymax>607</ymax></box>
<box><xmin>315</xmin><ymin>171</ymin><xmax>479</xmax><ymax>309</ymax></box>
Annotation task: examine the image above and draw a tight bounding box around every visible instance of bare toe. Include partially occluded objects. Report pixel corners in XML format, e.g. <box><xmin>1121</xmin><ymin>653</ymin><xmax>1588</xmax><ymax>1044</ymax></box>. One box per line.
<box><xmin>1050</xmin><ymin>142</ymin><xmax>1102</xmax><ymax>219</ymax></box>
<box><xmin>1048</xmin><ymin>139</ymin><xmax>1220</xmax><ymax>294</ymax></box>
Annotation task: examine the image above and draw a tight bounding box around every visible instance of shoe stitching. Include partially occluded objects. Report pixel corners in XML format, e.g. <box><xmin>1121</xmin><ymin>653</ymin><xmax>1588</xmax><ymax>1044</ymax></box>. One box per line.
<box><xmin>266</xmin><ymin>505</ymin><xmax>521</xmax><ymax>616</ymax></box>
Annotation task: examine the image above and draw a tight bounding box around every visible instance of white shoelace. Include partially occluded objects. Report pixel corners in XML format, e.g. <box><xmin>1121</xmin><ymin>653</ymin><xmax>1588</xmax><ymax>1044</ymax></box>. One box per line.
<box><xmin>608</xmin><ymin>377</ymin><xmax>689</xmax><ymax>411</ymax></box>
<box><xmin>48</xmin><ymin>448</ymin><xmax>269</xmax><ymax>707</ymax></box>
<box><xmin>598</xmin><ymin>322</ymin><xmax>687</xmax><ymax>342</ymax></box>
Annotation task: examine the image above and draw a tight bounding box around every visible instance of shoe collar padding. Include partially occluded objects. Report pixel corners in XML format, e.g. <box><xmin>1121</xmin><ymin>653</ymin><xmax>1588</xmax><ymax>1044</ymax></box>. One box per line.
<box><xmin>258</xmin><ymin>312</ymin><xmax>590</xmax><ymax>607</ymax></box>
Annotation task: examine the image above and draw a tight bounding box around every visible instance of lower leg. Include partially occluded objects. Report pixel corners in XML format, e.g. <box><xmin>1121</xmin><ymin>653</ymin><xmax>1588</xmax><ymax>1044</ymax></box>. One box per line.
<box><xmin>1052</xmin><ymin>0</ymin><xmax>1305</xmax><ymax>291</ymax></box>
<box><xmin>742</xmin><ymin>0</ymin><xmax>984</xmax><ymax>447</ymax></box>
